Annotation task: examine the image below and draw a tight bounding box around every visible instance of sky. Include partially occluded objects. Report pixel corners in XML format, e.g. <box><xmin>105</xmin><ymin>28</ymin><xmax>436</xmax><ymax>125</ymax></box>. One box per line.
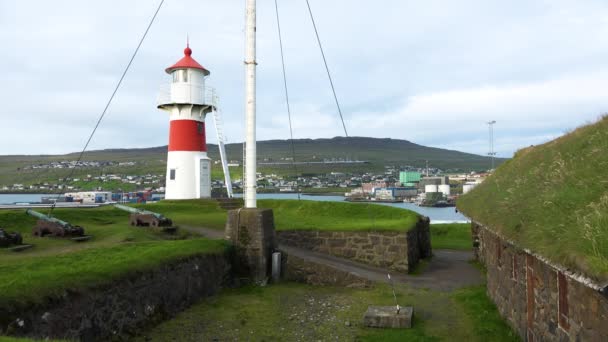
<box><xmin>2</xmin><ymin>0</ymin><xmax>608</xmax><ymax>157</ymax></box>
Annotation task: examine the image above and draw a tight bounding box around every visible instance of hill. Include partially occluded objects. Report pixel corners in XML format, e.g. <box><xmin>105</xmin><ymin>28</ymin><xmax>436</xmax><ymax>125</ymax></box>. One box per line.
<box><xmin>457</xmin><ymin>117</ymin><xmax>608</xmax><ymax>282</ymax></box>
<box><xmin>0</xmin><ymin>137</ymin><xmax>503</xmax><ymax>187</ymax></box>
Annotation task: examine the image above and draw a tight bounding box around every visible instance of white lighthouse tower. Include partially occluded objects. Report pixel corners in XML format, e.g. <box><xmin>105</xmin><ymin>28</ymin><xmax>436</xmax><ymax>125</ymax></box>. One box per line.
<box><xmin>158</xmin><ymin>44</ymin><xmax>214</xmax><ymax>199</ymax></box>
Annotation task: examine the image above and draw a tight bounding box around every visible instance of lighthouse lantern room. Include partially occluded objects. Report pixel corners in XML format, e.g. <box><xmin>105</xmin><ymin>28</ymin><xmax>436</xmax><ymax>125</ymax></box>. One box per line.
<box><xmin>158</xmin><ymin>44</ymin><xmax>214</xmax><ymax>199</ymax></box>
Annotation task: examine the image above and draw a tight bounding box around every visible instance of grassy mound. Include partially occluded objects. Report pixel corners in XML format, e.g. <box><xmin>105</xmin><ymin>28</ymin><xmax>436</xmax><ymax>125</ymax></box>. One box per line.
<box><xmin>0</xmin><ymin>198</ymin><xmax>420</xmax><ymax>308</ymax></box>
<box><xmin>0</xmin><ymin>239</ymin><xmax>227</xmax><ymax>308</ymax></box>
<box><xmin>142</xmin><ymin>199</ymin><xmax>421</xmax><ymax>232</ymax></box>
<box><xmin>261</xmin><ymin>199</ymin><xmax>420</xmax><ymax>231</ymax></box>
<box><xmin>458</xmin><ymin>117</ymin><xmax>608</xmax><ymax>282</ymax></box>
<box><xmin>431</xmin><ymin>223</ymin><xmax>472</xmax><ymax>250</ymax></box>
<box><xmin>0</xmin><ymin>206</ymin><xmax>227</xmax><ymax>308</ymax></box>
<box><xmin>140</xmin><ymin>199</ymin><xmax>228</xmax><ymax>229</ymax></box>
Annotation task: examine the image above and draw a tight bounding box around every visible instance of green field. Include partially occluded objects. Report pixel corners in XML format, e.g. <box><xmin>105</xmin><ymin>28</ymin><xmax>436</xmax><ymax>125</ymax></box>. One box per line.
<box><xmin>141</xmin><ymin>199</ymin><xmax>421</xmax><ymax>232</ymax></box>
<box><xmin>0</xmin><ymin>199</ymin><xmax>423</xmax><ymax>309</ymax></box>
<box><xmin>0</xmin><ymin>206</ymin><xmax>227</xmax><ymax>308</ymax></box>
<box><xmin>135</xmin><ymin>282</ymin><xmax>518</xmax><ymax>341</ymax></box>
<box><xmin>0</xmin><ymin>199</ymin><xmax>511</xmax><ymax>341</ymax></box>
<box><xmin>431</xmin><ymin>223</ymin><xmax>472</xmax><ymax>250</ymax></box>
<box><xmin>458</xmin><ymin>117</ymin><xmax>608</xmax><ymax>283</ymax></box>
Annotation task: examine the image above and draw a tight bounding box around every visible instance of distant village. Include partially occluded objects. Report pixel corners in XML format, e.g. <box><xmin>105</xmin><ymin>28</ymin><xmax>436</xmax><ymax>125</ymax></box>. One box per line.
<box><xmin>1</xmin><ymin>160</ymin><xmax>488</xmax><ymax>206</ymax></box>
<box><xmin>23</xmin><ymin>160</ymin><xmax>136</xmax><ymax>170</ymax></box>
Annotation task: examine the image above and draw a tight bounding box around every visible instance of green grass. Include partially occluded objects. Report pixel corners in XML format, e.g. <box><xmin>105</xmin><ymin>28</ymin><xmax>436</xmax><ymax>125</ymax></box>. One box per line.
<box><xmin>431</xmin><ymin>223</ymin><xmax>472</xmax><ymax>250</ymax></box>
<box><xmin>452</xmin><ymin>286</ymin><xmax>519</xmax><ymax>341</ymax></box>
<box><xmin>70</xmin><ymin>179</ymin><xmax>139</xmax><ymax>192</ymax></box>
<box><xmin>139</xmin><ymin>199</ymin><xmax>229</xmax><ymax>229</ymax></box>
<box><xmin>0</xmin><ymin>198</ymin><xmax>417</xmax><ymax>308</ymax></box>
<box><xmin>0</xmin><ymin>206</ymin><xmax>227</xmax><ymax>309</ymax></box>
<box><xmin>135</xmin><ymin>282</ymin><xmax>518</xmax><ymax>341</ymax></box>
<box><xmin>140</xmin><ymin>199</ymin><xmax>421</xmax><ymax>232</ymax></box>
<box><xmin>262</xmin><ymin>199</ymin><xmax>419</xmax><ymax>232</ymax></box>
<box><xmin>0</xmin><ymin>337</ymin><xmax>64</xmax><ymax>342</ymax></box>
<box><xmin>0</xmin><ymin>239</ymin><xmax>227</xmax><ymax>308</ymax></box>
<box><xmin>458</xmin><ymin>117</ymin><xmax>608</xmax><ymax>282</ymax></box>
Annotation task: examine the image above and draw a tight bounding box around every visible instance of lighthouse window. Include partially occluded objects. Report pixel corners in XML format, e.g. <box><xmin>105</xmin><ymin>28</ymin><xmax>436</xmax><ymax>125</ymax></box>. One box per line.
<box><xmin>172</xmin><ymin>70</ymin><xmax>188</xmax><ymax>83</ymax></box>
<box><xmin>169</xmin><ymin>169</ymin><xmax>176</xmax><ymax>180</ymax></box>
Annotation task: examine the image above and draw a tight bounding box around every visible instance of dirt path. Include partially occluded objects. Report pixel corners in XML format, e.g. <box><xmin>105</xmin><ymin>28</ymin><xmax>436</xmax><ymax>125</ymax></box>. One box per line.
<box><xmin>182</xmin><ymin>225</ymin><xmax>483</xmax><ymax>291</ymax></box>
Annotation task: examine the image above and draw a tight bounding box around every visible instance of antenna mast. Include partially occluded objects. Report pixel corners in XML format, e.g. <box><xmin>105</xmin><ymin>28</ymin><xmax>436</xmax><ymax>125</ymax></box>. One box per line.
<box><xmin>244</xmin><ymin>0</ymin><xmax>257</xmax><ymax>208</ymax></box>
<box><xmin>487</xmin><ymin>120</ymin><xmax>496</xmax><ymax>171</ymax></box>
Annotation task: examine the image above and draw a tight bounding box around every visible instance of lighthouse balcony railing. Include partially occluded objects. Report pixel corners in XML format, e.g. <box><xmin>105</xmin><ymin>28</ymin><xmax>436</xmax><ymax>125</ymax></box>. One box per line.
<box><xmin>157</xmin><ymin>83</ymin><xmax>217</xmax><ymax>107</ymax></box>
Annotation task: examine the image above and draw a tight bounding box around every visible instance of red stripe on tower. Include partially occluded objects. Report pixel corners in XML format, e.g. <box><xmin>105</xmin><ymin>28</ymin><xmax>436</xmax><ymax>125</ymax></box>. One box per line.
<box><xmin>168</xmin><ymin>120</ymin><xmax>207</xmax><ymax>152</ymax></box>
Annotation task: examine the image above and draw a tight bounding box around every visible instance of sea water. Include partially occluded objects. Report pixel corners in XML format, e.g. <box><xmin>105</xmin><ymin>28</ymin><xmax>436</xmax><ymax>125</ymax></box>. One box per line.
<box><xmin>0</xmin><ymin>193</ymin><xmax>469</xmax><ymax>223</ymax></box>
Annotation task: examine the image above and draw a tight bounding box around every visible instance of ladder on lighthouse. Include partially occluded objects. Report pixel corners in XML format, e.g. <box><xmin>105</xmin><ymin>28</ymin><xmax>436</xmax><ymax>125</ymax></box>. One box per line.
<box><xmin>210</xmin><ymin>91</ymin><xmax>234</xmax><ymax>198</ymax></box>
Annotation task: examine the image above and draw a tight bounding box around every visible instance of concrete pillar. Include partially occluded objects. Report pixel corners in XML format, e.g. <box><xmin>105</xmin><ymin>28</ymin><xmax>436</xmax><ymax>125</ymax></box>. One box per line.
<box><xmin>225</xmin><ymin>208</ymin><xmax>277</xmax><ymax>284</ymax></box>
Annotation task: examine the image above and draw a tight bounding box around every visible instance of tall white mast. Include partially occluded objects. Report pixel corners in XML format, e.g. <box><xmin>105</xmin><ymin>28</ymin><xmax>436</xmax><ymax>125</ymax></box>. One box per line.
<box><xmin>244</xmin><ymin>0</ymin><xmax>257</xmax><ymax>208</ymax></box>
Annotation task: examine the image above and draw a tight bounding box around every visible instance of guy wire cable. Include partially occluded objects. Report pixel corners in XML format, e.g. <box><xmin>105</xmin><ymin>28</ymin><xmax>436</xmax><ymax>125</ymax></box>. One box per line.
<box><xmin>47</xmin><ymin>0</ymin><xmax>165</xmax><ymax>216</ymax></box>
<box><xmin>274</xmin><ymin>0</ymin><xmax>301</xmax><ymax>200</ymax></box>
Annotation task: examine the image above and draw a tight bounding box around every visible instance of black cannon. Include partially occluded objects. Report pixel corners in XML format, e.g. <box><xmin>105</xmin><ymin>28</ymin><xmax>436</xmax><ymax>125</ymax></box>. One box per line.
<box><xmin>26</xmin><ymin>209</ymin><xmax>85</xmax><ymax>238</ymax></box>
<box><xmin>0</xmin><ymin>228</ymin><xmax>22</xmax><ymax>247</ymax></box>
<box><xmin>114</xmin><ymin>204</ymin><xmax>177</xmax><ymax>232</ymax></box>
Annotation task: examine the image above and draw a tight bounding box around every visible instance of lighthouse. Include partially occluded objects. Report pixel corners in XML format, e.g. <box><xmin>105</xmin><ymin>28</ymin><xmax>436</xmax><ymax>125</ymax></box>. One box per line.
<box><xmin>158</xmin><ymin>44</ymin><xmax>214</xmax><ymax>199</ymax></box>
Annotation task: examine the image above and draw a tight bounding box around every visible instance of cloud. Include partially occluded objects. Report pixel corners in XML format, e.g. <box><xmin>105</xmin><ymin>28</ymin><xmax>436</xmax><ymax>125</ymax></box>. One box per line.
<box><xmin>2</xmin><ymin>0</ymin><xmax>608</xmax><ymax>158</ymax></box>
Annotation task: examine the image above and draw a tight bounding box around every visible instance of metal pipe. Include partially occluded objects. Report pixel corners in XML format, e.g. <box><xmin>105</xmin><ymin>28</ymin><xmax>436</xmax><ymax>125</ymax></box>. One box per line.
<box><xmin>244</xmin><ymin>0</ymin><xmax>257</xmax><ymax>208</ymax></box>
<box><xmin>272</xmin><ymin>251</ymin><xmax>281</xmax><ymax>282</ymax></box>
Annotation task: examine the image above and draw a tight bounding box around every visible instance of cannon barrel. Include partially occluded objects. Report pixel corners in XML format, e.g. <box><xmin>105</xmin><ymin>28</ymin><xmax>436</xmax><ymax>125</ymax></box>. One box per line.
<box><xmin>26</xmin><ymin>209</ymin><xmax>71</xmax><ymax>227</ymax></box>
<box><xmin>114</xmin><ymin>204</ymin><xmax>142</xmax><ymax>214</ymax></box>
<box><xmin>27</xmin><ymin>209</ymin><xmax>85</xmax><ymax>237</ymax></box>
<box><xmin>114</xmin><ymin>204</ymin><xmax>166</xmax><ymax>220</ymax></box>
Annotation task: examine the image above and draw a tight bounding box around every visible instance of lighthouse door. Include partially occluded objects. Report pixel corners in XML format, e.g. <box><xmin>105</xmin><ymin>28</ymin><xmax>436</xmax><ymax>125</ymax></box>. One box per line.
<box><xmin>199</xmin><ymin>159</ymin><xmax>211</xmax><ymax>198</ymax></box>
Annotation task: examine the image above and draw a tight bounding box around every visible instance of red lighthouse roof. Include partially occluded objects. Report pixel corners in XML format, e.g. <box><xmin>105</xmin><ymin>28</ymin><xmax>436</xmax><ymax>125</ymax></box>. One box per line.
<box><xmin>165</xmin><ymin>44</ymin><xmax>210</xmax><ymax>75</ymax></box>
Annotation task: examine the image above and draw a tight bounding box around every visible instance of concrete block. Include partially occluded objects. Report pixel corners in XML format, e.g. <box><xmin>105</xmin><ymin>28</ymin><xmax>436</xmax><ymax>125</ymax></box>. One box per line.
<box><xmin>363</xmin><ymin>306</ymin><xmax>413</xmax><ymax>329</ymax></box>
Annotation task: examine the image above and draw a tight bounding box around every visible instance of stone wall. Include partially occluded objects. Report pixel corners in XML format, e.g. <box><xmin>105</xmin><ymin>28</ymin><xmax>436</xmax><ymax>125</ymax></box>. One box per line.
<box><xmin>276</xmin><ymin>216</ymin><xmax>431</xmax><ymax>273</ymax></box>
<box><xmin>473</xmin><ymin>221</ymin><xmax>608</xmax><ymax>341</ymax></box>
<box><xmin>1</xmin><ymin>253</ymin><xmax>231</xmax><ymax>341</ymax></box>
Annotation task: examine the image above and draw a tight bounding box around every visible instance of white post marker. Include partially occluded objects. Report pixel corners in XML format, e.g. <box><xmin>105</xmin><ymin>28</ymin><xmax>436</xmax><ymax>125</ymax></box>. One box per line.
<box><xmin>387</xmin><ymin>273</ymin><xmax>401</xmax><ymax>314</ymax></box>
<box><xmin>244</xmin><ymin>0</ymin><xmax>257</xmax><ymax>208</ymax></box>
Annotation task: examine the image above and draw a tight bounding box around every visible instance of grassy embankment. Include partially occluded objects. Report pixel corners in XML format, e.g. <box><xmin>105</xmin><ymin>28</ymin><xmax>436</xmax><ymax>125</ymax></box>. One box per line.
<box><xmin>458</xmin><ymin>117</ymin><xmax>608</xmax><ymax>283</ymax></box>
<box><xmin>145</xmin><ymin>199</ymin><xmax>421</xmax><ymax>232</ymax></box>
<box><xmin>146</xmin><ymin>199</ymin><xmax>472</xmax><ymax>248</ymax></box>
<box><xmin>1</xmin><ymin>200</ymin><xmax>485</xmax><ymax>341</ymax></box>
<box><xmin>0</xmin><ymin>199</ymin><xmax>424</xmax><ymax>307</ymax></box>
<box><xmin>0</xmin><ymin>206</ymin><xmax>227</xmax><ymax>309</ymax></box>
<box><xmin>430</xmin><ymin>223</ymin><xmax>472</xmax><ymax>250</ymax></box>
<box><xmin>136</xmin><ymin>282</ymin><xmax>518</xmax><ymax>341</ymax></box>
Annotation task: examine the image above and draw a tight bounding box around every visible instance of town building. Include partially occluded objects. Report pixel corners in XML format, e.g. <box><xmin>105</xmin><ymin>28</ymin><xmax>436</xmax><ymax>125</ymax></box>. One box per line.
<box><xmin>399</xmin><ymin>171</ymin><xmax>421</xmax><ymax>184</ymax></box>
